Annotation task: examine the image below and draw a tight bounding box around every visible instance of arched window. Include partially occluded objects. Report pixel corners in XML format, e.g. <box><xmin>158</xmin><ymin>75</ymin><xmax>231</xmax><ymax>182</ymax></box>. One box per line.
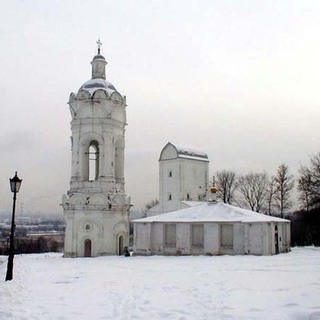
<box><xmin>88</xmin><ymin>141</ymin><xmax>99</xmax><ymax>180</ymax></box>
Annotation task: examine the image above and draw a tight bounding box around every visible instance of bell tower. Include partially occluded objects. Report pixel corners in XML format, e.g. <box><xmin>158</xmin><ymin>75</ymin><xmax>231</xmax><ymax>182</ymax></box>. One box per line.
<box><xmin>62</xmin><ymin>41</ymin><xmax>130</xmax><ymax>257</ymax></box>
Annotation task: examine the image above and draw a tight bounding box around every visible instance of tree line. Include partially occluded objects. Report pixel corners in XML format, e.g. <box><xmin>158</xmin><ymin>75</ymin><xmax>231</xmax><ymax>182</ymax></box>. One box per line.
<box><xmin>215</xmin><ymin>164</ymin><xmax>294</xmax><ymax>217</ymax></box>
<box><xmin>215</xmin><ymin>152</ymin><xmax>320</xmax><ymax>246</ymax></box>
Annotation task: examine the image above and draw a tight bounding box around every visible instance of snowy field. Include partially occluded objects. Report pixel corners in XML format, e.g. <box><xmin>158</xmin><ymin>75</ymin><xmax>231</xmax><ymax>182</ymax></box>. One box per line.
<box><xmin>0</xmin><ymin>247</ymin><xmax>319</xmax><ymax>320</ymax></box>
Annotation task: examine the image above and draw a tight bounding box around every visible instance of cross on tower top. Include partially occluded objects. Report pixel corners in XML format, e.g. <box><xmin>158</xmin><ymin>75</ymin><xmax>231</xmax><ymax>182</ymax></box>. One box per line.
<box><xmin>96</xmin><ymin>39</ymin><xmax>102</xmax><ymax>54</ymax></box>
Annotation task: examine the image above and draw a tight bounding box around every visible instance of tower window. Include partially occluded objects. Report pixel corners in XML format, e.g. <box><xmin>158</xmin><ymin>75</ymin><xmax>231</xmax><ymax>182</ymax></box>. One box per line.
<box><xmin>169</xmin><ymin>171</ymin><xmax>172</xmax><ymax>177</ymax></box>
<box><xmin>187</xmin><ymin>193</ymin><xmax>190</xmax><ymax>200</ymax></box>
<box><xmin>88</xmin><ymin>141</ymin><xmax>99</xmax><ymax>181</ymax></box>
<box><xmin>168</xmin><ymin>194</ymin><xmax>172</xmax><ymax>201</ymax></box>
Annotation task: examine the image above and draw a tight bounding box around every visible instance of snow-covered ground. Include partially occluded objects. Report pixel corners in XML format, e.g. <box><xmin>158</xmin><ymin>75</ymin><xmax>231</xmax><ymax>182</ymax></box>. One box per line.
<box><xmin>0</xmin><ymin>247</ymin><xmax>319</xmax><ymax>320</ymax></box>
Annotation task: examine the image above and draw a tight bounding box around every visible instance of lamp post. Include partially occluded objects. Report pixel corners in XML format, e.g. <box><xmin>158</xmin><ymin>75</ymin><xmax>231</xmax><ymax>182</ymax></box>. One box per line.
<box><xmin>6</xmin><ymin>237</ymin><xmax>9</xmax><ymax>254</ymax></box>
<box><xmin>5</xmin><ymin>172</ymin><xmax>22</xmax><ymax>281</ymax></box>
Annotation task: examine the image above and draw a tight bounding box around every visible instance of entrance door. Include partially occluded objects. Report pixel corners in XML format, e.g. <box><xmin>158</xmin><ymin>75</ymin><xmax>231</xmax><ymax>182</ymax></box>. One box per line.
<box><xmin>274</xmin><ymin>225</ymin><xmax>279</xmax><ymax>254</ymax></box>
<box><xmin>118</xmin><ymin>235</ymin><xmax>124</xmax><ymax>256</ymax></box>
<box><xmin>84</xmin><ymin>239</ymin><xmax>92</xmax><ymax>257</ymax></box>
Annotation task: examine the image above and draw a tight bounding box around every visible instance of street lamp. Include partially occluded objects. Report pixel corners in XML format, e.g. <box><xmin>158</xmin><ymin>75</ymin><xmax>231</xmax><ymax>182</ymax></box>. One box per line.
<box><xmin>5</xmin><ymin>172</ymin><xmax>22</xmax><ymax>281</ymax></box>
<box><xmin>6</xmin><ymin>237</ymin><xmax>9</xmax><ymax>254</ymax></box>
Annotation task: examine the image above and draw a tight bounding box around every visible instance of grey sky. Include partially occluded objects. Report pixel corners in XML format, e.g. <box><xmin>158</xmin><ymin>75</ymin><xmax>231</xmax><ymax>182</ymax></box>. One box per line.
<box><xmin>1</xmin><ymin>1</ymin><xmax>320</xmax><ymax>215</ymax></box>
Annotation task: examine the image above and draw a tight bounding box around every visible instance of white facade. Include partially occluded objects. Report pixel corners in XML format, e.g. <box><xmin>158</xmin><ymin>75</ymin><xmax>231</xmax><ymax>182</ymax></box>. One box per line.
<box><xmin>133</xmin><ymin>201</ymin><xmax>291</xmax><ymax>256</ymax></box>
<box><xmin>62</xmin><ymin>47</ymin><xmax>130</xmax><ymax>257</ymax></box>
<box><xmin>156</xmin><ymin>142</ymin><xmax>209</xmax><ymax>214</ymax></box>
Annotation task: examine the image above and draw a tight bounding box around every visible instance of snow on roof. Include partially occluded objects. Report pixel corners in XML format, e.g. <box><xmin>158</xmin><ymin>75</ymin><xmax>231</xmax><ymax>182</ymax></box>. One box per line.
<box><xmin>133</xmin><ymin>202</ymin><xmax>290</xmax><ymax>223</ymax></box>
<box><xmin>181</xmin><ymin>201</ymin><xmax>205</xmax><ymax>207</ymax></box>
<box><xmin>79</xmin><ymin>78</ymin><xmax>118</xmax><ymax>95</ymax></box>
<box><xmin>174</xmin><ymin>144</ymin><xmax>209</xmax><ymax>160</ymax></box>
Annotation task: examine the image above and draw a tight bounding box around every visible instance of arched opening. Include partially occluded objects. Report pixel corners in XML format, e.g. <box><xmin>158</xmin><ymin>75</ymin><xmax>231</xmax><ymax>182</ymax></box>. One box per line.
<box><xmin>118</xmin><ymin>235</ymin><xmax>124</xmax><ymax>256</ymax></box>
<box><xmin>88</xmin><ymin>141</ymin><xmax>99</xmax><ymax>181</ymax></box>
<box><xmin>84</xmin><ymin>239</ymin><xmax>92</xmax><ymax>257</ymax></box>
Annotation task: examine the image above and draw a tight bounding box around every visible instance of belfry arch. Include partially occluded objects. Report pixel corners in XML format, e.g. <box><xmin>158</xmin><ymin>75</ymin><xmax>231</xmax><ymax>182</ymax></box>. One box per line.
<box><xmin>78</xmin><ymin>134</ymin><xmax>103</xmax><ymax>182</ymax></box>
<box><xmin>88</xmin><ymin>140</ymin><xmax>99</xmax><ymax>181</ymax></box>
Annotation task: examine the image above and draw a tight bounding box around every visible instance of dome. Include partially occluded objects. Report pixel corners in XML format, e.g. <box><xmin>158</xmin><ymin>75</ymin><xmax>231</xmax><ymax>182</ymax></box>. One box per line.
<box><xmin>79</xmin><ymin>78</ymin><xmax>117</xmax><ymax>95</ymax></box>
<box><xmin>93</xmin><ymin>54</ymin><xmax>106</xmax><ymax>61</ymax></box>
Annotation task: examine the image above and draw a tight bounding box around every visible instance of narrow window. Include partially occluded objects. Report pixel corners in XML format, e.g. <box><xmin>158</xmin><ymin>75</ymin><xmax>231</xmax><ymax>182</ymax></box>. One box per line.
<box><xmin>70</xmin><ymin>137</ymin><xmax>73</xmax><ymax>151</ymax></box>
<box><xmin>187</xmin><ymin>193</ymin><xmax>190</xmax><ymax>200</ymax></box>
<box><xmin>220</xmin><ymin>225</ymin><xmax>233</xmax><ymax>248</ymax></box>
<box><xmin>168</xmin><ymin>194</ymin><xmax>172</xmax><ymax>201</ymax></box>
<box><xmin>88</xmin><ymin>141</ymin><xmax>99</xmax><ymax>180</ymax></box>
<box><xmin>165</xmin><ymin>224</ymin><xmax>176</xmax><ymax>246</ymax></box>
<box><xmin>191</xmin><ymin>224</ymin><xmax>204</xmax><ymax>247</ymax></box>
<box><xmin>169</xmin><ymin>171</ymin><xmax>172</xmax><ymax>177</ymax></box>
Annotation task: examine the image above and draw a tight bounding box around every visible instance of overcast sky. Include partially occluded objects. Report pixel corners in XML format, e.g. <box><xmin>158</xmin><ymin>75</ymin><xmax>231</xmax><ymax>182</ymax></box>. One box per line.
<box><xmin>1</xmin><ymin>0</ymin><xmax>320</xmax><ymax>215</ymax></box>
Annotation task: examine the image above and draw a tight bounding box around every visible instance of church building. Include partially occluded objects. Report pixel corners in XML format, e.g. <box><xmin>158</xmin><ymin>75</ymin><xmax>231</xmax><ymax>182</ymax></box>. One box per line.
<box><xmin>136</xmin><ymin>144</ymin><xmax>291</xmax><ymax>256</ymax></box>
<box><xmin>133</xmin><ymin>189</ymin><xmax>291</xmax><ymax>256</ymax></box>
<box><xmin>148</xmin><ymin>142</ymin><xmax>210</xmax><ymax>216</ymax></box>
<box><xmin>62</xmin><ymin>42</ymin><xmax>130</xmax><ymax>257</ymax></box>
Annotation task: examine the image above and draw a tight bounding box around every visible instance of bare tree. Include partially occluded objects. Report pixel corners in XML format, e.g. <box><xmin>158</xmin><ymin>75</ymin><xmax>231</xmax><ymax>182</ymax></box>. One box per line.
<box><xmin>298</xmin><ymin>153</ymin><xmax>320</xmax><ymax>210</ymax></box>
<box><xmin>266</xmin><ymin>176</ymin><xmax>278</xmax><ymax>215</ymax></box>
<box><xmin>237</xmin><ymin>172</ymin><xmax>268</xmax><ymax>212</ymax></box>
<box><xmin>298</xmin><ymin>170</ymin><xmax>313</xmax><ymax>211</ymax></box>
<box><xmin>216</xmin><ymin>170</ymin><xmax>237</xmax><ymax>204</ymax></box>
<box><xmin>274</xmin><ymin>164</ymin><xmax>294</xmax><ymax>218</ymax></box>
<box><xmin>142</xmin><ymin>199</ymin><xmax>159</xmax><ymax>217</ymax></box>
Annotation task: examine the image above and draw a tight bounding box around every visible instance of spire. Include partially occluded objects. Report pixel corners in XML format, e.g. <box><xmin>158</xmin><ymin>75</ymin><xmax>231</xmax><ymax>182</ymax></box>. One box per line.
<box><xmin>91</xmin><ymin>39</ymin><xmax>107</xmax><ymax>79</ymax></box>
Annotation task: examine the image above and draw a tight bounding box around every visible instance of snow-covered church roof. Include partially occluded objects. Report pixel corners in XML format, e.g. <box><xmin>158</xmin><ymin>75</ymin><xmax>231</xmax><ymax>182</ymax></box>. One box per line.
<box><xmin>134</xmin><ymin>201</ymin><xmax>290</xmax><ymax>223</ymax></box>
<box><xmin>159</xmin><ymin>142</ymin><xmax>209</xmax><ymax>162</ymax></box>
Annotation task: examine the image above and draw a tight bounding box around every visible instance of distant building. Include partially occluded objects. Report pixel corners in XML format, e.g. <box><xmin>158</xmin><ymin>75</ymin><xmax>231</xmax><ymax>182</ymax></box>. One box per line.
<box><xmin>133</xmin><ymin>194</ymin><xmax>291</xmax><ymax>256</ymax></box>
<box><xmin>62</xmin><ymin>42</ymin><xmax>130</xmax><ymax>257</ymax></box>
<box><xmin>148</xmin><ymin>142</ymin><xmax>209</xmax><ymax>215</ymax></box>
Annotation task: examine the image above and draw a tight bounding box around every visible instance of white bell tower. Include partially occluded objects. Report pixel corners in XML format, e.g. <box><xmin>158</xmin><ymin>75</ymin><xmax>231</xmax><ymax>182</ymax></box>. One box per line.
<box><xmin>62</xmin><ymin>41</ymin><xmax>130</xmax><ymax>257</ymax></box>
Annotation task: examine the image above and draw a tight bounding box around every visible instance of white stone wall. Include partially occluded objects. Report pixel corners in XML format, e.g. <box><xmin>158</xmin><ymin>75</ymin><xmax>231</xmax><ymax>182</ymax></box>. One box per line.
<box><xmin>64</xmin><ymin>209</ymin><xmax>129</xmax><ymax>257</ymax></box>
<box><xmin>159</xmin><ymin>146</ymin><xmax>209</xmax><ymax>213</ymax></box>
<box><xmin>134</xmin><ymin>223</ymin><xmax>151</xmax><ymax>255</ymax></box>
<box><xmin>133</xmin><ymin>221</ymin><xmax>290</xmax><ymax>256</ymax></box>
